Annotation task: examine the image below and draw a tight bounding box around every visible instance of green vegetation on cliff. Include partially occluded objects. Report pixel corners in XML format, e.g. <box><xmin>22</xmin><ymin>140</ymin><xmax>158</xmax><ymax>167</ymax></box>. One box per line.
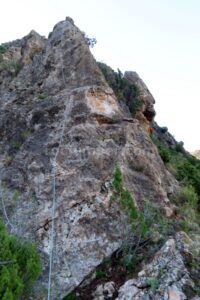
<box><xmin>152</xmin><ymin>134</ymin><xmax>200</xmax><ymax>204</ymax></box>
<box><xmin>152</xmin><ymin>129</ymin><xmax>200</xmax><ymax>233</ymax></box>
<box><xmin>110</xmin><ymin>166</ymin><xmax>174</xmax><ymax>272</ymax></box>
<box><xmin>0</xmin><ymin>222</ymin><xmax>41</xmax><ymax>300</ymax></box>
<box><xmin>98</xmin><ymin>62</ymin><xmax>142</xmax><ymax>116</ymax></box>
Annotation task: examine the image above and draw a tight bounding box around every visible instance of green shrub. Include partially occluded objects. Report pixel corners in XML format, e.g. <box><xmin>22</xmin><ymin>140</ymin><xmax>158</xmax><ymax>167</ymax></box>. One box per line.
<box><xmin>12</xmin><ymin>190</ymin><xmax>20</xmax><ymax>203</ymax></box>
<box><xmin>147</xmin><ymin>277</ymin><xmax>159</xmax><ymax>292</ymax></box>
<box><xmin>151</xmin><ymin>132</ymin><xmax>200</xmax><ymax>207</ymax></box>
<box><xmin>111</xmin><ymin>166</ymin><xmax>138</xmax><ymax>228</ymax></box>
<box><xmin>0</xmin><ymin>61</ymin><xmax>23</xmax><ymax>77</ymax></box>
<box><xmin>21</xmin><ymin>130</ymin><xmax>32</xmax><ymax>140</ymax></box>
<box><xmin>0</xmin><ymin>222</ymin><xmax>41</xmax><ymax>299</ymax></box>
<box><xmin>160</xmin><ymin>126</ymin><xmax>168</xmax><ymax>133</ymax></box>
<box><xmin>0</xmin><ymin>46</ymin><xmax>6</xmax><ymax>54</ymax></box>
<box><xmin>172</xmin><ymin>185</ymin><xmax>200</xmax><ymax>233</ymax></box>
<box><xmin>14</xmin><ymin>62</ymin><xmax>23</xmax><ymax>76</ymax></box>
<box><xmin>177</xmin><ymin>185</ymin><xmax>198</xmax><ymax>207</ymax></box>
<box><xmin>151</xmin><ymin>136</ymin><xmax>171</xmax><ymax>164</ymax></box>
<box><xmin>175</xmin><ymin>141</ymin><xmax>184</xmax><ymax>153</ymax></box>
<box><xmin>176</xmin><ymin>161</ymin><xmax>200</xmax><ymax>198</ymax></box>
<box><xmin>95</xmin><ymin>270</ymin><xmax>107</xmax><ymax>279</ymax></box>
<box><xmin>110</xmin><ymin>166</ymin><xmax>173</xmax><ymax>272</ymax></box>
<box><xmin>98</xmin><ymin>63</ymin><xmax>142</xmax><ymax>117</ymax></box>
<box><xmin>38</xmin><ymin>93</ymin><xmax>48</xmax><ymax>100</ymax></box>
<box><xmin>63</xmin><ymin>292</ymin><xmax>77</xmax><ymax>300</ymax></box>
<box><xmin>159</xmin><ymin>146</ymin><xmax>171</xmax><ymax>163</ymax></box>
<box><xmin>11</xmin><ymin>141</ymin><xmax>22</xmax><ymax>151</ymax></box>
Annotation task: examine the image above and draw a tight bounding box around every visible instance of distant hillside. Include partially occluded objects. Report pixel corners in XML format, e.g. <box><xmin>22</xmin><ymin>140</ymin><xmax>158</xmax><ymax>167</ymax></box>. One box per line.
<box><xmin>192</xmin><ymin>150</ymin><xmax>200</xmax><ymax>159</ymax></box>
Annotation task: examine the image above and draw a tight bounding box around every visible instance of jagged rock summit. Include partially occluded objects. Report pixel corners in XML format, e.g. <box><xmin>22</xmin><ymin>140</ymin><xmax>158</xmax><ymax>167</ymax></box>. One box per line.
<box><xmin>0</xmin><ymin>18</ymin><xmax>199</xmax><ymax>299</ymax></box>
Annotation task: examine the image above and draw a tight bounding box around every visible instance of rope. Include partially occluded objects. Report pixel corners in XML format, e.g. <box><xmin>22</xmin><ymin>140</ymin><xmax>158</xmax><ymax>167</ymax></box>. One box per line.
<box><xmin>47</xmin><ymin>55</ymin><xmax>72</xmax><ymax>300</ymax></box>
<box><xmin>0</xmin><ymin>177</ymin><xmax>15</xmax><ymax>233</ymax></box>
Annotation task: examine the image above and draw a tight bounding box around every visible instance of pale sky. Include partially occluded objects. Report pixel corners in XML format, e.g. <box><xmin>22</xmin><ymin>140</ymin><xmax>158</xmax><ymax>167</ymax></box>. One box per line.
<box><xmin>0</xmin><ymin>0</ymin><xmax>200</xmax><ymax>151</ymax></box>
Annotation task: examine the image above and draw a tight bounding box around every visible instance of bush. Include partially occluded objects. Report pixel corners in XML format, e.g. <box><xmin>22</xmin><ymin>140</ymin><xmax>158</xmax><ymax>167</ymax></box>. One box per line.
<box><xmin>95</xmin><ymin>270</ymin><xmax>107</xmax><ymax>279</ymax></box>
<box><xmin>110</xmin><ymin>166</ymin><xmax>173</xmax><ymax>272</ymax></box>
<box><xmin>0</xmin><ymin>222</ymin><xmax>41</xmax><ymax>299</ymax></box>
<box><xmin>14</xmin><ymin>62</ymin><xmax>23</xmax><ymax>76</ymax></box>
<box><xmin>151</xmin><ymin>136</ymin><xmax>171</xmax><ymax>164</ymax></box>
<box><xmin>0</xmin><ymin>46</ymin><xmax>6</xmax><ymax>54</ymax></box>
<box><xmin>171</xmin><ymin>185</ymin><xmax>200</xmax><ymax>233</ymax></box>
<box><xmin>63</xmin><ymin>292</ymin><xmax>77</xmax><ymax>300</ymax></box>
<box><xmin>176</xmin><ymin>185</ymin><xmax>198</xmax><ymax>207</ymax></box>
<box><xmin>0</xmin><ymin>61</ymin><xmax>23</xmax><ymax>78</ymax></box>
<box><xmin>160</xmin><ymin>126</ymin><xmax>168</xmax><ymax>134</ymax></box>
<box><xmin>111</xmin><ymin>166</ymin><xmax>138</xmax><ymax>228</ymax></box>
<box><xmin>158</xmin><ymin>146</ymin><xmax>171</xmax><ymax>163</ymax></box>
<box><xmin>175</xmin><ymin>141</ymin><xmax>184</xmax><ymax>153</ymax></box>
<box><xmin>82</xmin><ymin>32</ymin><xmax>97</xmax><ymax>48</ymax></box>
<box><xmin>151</xmin><ymin>131</ymin><xmax>200</xmax><ymax>207</ymax></box>
<box><xmin>98</xmin><ymin>63</ymin><xmax>142</xmax><ymax>117</ymax></box>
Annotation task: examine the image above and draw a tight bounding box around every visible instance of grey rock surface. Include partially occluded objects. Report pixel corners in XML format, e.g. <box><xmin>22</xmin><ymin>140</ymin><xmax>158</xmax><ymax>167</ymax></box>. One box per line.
<box><xmin>116</xmin><ymin>232</ymin><xmax>200</xmax><ymax>300</ymax></box>
<box><xmin>92</xmin><ymin>281</ymin><xmax>116</xmax><ymax>300</ymax></box>
<box><xmin>0</xmin><ymin>17</ymin><xmax>178</xmax><ymax>298</ymax></box>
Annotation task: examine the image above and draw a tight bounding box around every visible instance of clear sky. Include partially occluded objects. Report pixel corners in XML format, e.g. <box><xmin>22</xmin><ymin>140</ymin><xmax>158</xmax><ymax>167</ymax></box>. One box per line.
<box><xmin>1</xmin><ymin>0</ymin><xmax>200</xmax><ymax>151</ymax></box>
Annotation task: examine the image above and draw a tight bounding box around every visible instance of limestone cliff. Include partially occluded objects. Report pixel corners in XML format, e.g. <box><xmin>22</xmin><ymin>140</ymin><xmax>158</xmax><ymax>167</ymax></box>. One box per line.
<box><xmin>0</xmin><ymin>18</ymin><xmax>199</xmax><ymax>300</ymax></box>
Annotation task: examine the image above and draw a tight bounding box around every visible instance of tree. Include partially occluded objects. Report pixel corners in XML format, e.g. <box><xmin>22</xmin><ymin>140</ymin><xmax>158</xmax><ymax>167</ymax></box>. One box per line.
<box><xmin>0</xmin><ymin>222</ymin><xmax>41</xmax><ymax>299</ymax></box>
<box><xmin>82</xmin><ymin>32</ymin><xmax>97</xmax><ymax>48</ymax></box>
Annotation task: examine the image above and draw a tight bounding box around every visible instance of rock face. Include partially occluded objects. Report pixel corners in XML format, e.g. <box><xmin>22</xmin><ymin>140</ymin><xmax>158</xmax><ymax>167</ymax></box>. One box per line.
<box><xmin>124</xmin><ymin>71</ymin><xmax>156</xmax><ymax>125</ymax></box>
<box><xmin>0</xmin><ymin>18</ymin><xmax>179</xmax><ymax>298</ymax></box>
<box><xmin>114</xmin><ymin>232</ymin><xmax>200</xmax><ymax>300</ymax></box>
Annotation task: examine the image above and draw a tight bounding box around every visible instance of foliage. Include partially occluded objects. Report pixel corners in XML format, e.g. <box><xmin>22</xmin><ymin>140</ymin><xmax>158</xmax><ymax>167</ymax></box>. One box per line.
<box><xmin>63</xmin><ymin>292</ymin><xmax>77</xmax><ymax>300</ymax></box>
<box><xmin>151</xmin><ymin>131</ymin><xmax>200</xmax><ymax>208</ymax></box>
<box><xmin>110</xmin><ymin>166</ymin><xmax>173</xmax><ymax>272</ymax></box>
<box><xmin>12</xmin><ymin>190</ymin><xmax>20</xmax><ymax>203</ymax></box>
<box><xmin>0</xmin><ymin>61</ymin><xmax>23</xmax><ymax>76</ymax></box>
<box><xmin>152</xmin><ymin>129</ymin><xmax>200</xmax><ymax>232</ymax></box>
<box><xmin>147</xmin><ymin>277</ymin><xmax>159</xmax><ymax>292</ymax></box>
<box><xmin>176</xmin><ymin>160</ymin><xmax>200</xmax><ymax>198</ymax></box>
<box><xmin>172</xmin><ymin>185</ymin><xmax>200</xmax><ymax>233</ymax></box>
<box><xmin>13</xmin><ymin>62</ymin><xmax>23</xmax><ymax>76</ymax></box>
<box><xmin>151</xmin><ymin>136</ymin><xmax>171</xmax><ymax>163</ymax></box>
<box><xmin>0</xmin><ymin>46</ymin><xmax>7</xmax><ymax>54</ymax></box>
<box><xmin>173</xmin><ymin>185</ymin><xmax>198</xmax><ymax>207</ymax></box>
<box><xmin>82</xmin><ymin>32</ymin><xmax>97</xmax><ymax>48</ymax></box>
<box><xmin>184</xmin><ymin>254</ymin><xmax>200</xmax><ymax>296</ymax></box>
<box><xmin>175</xmin><ymin>141</ymin><xmax>184</xmax><ymax>153</ymax></box>
<box><xmin>111</xmin><ymin>166</ymin><xmax>138</xmax><ymax>228</ymax></box>
<box><xmin>98</xmin><ymin>62</ymin><xmax>142</xmax><ymax>117</ymax></box>
<box><xmin>160</xmin><ymin>126</ymin><xmax>168</xmax><ymax>133</ymax></box>
<box><xmin>0</xmin><ymin>222</ymin><xmax>41</xmax><ymax>299</ymax></box>
<box><xmin>95</xmin><ymin>270</ymin><xmax>107</xmax><ymax>279</ymax></box>
<box><xmin>11</xmin><ymin>141</ymin><xmax>22</xmax><ymax>151</ymax></box>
